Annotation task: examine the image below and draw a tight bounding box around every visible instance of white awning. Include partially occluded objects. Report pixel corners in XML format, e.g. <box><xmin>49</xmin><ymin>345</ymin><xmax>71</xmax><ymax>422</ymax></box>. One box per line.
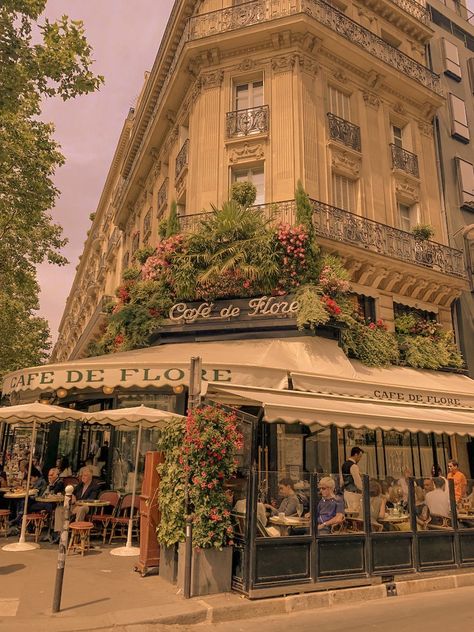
<box><xmin>2</xmin><ymin>336</ymin><xmax>353</xmax><ymax>398</ymax></box>
<box><xmin>291</xmin><ymin>362</ymin><xmax>474</xmax><ymax>409</ymax></box>
<box><xmin>207</xmin><ymin>383</ymin><xmax>474</xmax><ymax>436</ymax></box>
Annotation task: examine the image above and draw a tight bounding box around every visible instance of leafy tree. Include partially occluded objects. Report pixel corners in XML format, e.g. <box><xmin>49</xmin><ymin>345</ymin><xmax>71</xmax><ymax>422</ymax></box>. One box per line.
<box><xmin>230</xmin><ymin>181</ymin><xmax>257</xmax><ymax>208</ymax></box>
<box><xmin>165</xmin><ymin>200</ymin><xmax>180</xmax><ymax>238</ymax></box>
<box><xmin>0</xmin><ymin>0</ymin><xmax>103</xmax><ymax>378</ymax></box>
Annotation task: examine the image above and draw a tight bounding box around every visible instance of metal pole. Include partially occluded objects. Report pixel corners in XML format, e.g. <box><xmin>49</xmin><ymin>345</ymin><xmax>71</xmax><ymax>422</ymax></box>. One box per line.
<box><xmin>126</xmin><ymin>422</ymin><xmax>142</xmax><ymax>548</ymax></box>
<box><xmin>183</xmin><ymin>356</ymin><xmax>202</xmax><ymax>599</ymax></box>
<box><xmin>18</xmin><ymin>420</ymin><xmax>37</xmax><ymax>544</ymax></box>
<box><xmin>52</xmin><ymin>484</ymin><xmax>74</xmax><ymax>613</ymax></box>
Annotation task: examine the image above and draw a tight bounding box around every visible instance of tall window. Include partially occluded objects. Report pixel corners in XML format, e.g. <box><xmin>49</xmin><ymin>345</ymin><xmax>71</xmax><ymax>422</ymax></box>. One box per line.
<box><xmin>234</xmin><ymin>80</ymin><xmax>263</xmax><ymax>111</ymax></box>
<box><xmin>442</xmin><ymin>39</ymin><xmax>462</xmax><ymax>80</ymax></box>
<box><xmin>456</xmin><ymin>158</ymin><xmax>474</xmax><ymax>208</ymax></box>
<box><xmin>233</xmin><ymin>165</ymin><xmax>265</xmax><ymax>205</ymax></box>
<box><xmin>332</xmin><ymin>173</ymin><xmax>356</xmax><ymax>211</ymax></box>
<box><xmin>449</xmin><ymin>94</ymin><xmax>470</xmax><ymax>142</ymax></box>
<box><xmin>328</xmin><ymin>86</ymin><xmax>351</xmax><ymax>120</ymax></box>
<box><xmin>398</xmin><ymin>202</ymin><xmax>413</xmax><ymax>232</ymax></box>
<box><xmin>392</xmin><ymin>125</ymin><xmax>404</xmax><ymax>148</ymax></box>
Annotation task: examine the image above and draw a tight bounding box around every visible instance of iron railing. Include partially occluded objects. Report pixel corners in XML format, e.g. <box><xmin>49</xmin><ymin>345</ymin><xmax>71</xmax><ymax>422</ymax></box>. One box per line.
<box><xmin>391</xmin><ymin>0</ymin><xmax>430</xmax><ymax>24</ymax></box>
<box><xmin>390</xmin><ymin>144</ymin><xmax>419</xmax><ymax>178</ymax></box>
<box><xmin>226</xmin><ymin>105</ymin><xmax>270</xmax><ymax>138</ymax></box>
<box><xmin>311</xmin><ymin>199</ymin><xmax>465</xmax><ymax>278</ymax></box>
<box><xmin>175</xmin><ymin>139</ymin><xmax>189</xmax><ymax>181</ymax></box>
<box><xmin>187</xmin><ymin>0</ymin><xmax>442</xmax><ymax>94</ymax></box>
<box><xmin>157</xmin><ymin>178</ymin><xmax>169</xmax><ymax>213</ymax></box>
<box><xmin>327</xmin><ymin>113</ymin><xmax>361</xmax><ymax>152</ymax></box>
<box><xmin>178</xmin><ymin>199</ymin><xmax>466</xmax><ymax>278</ymax></box>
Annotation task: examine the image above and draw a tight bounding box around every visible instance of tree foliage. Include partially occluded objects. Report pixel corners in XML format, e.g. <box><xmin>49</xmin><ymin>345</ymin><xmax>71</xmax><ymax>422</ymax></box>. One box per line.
<box><xmin>0</xmin><ymin>0</ymin><xmax>103</xmax><ymax>379</ymax></box>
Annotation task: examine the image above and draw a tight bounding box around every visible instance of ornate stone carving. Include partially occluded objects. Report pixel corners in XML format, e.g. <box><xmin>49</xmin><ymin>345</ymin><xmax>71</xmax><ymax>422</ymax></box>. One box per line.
<box><xmin>418</xmin><ymin>121</ymin><xmax>433</xmax><ymax>138</ymax></box>
<box><xmin>228</xmin><ymin>142</ymin><xmax>265</xmax><ymax>163</ymax></box>
<box><xmin>333</xmin><ymin>69</ymin><xmax>348</xmax><ymax>83</ymax></box>
<box><xmin>239</xmin><ymin>58</ymin><xmax>254</xmax><ymax>71</ymax></box>
<box><xmin>298</xmin><ymin>55</ymin><xmax>319</xmax><ymax>76</ymax></box>
<box><xmin>199</xmin><ymin>69</ymin><xmax>224</xmax><ymax>90</ymax></box>
<box><xmin>272</xmin><ymin>54</ymin><xmax>297</xmax><ymax>74</ymax></box>
<box><xmin>363</xmin><ymin>91</ymin><xmax>380</xmax><ymax>109</ymax></box>
<box><xmin>394</xmin><ymin>102</ymin><xmax>406</xmax><ymax>115</ymax></box>
<box><xmin>331</xmin><ymin>148</ymin><xmax>361</xmax><ymax>178</ymax></box>
<box><xmin>366</xmin><ymin>69</ymin><xmax>384</xmax><ymax>90</ymax></box>
<box><xmin>394</xmin><ymin>176</ymin><xmax>420</xmax><ymax>203</ymax></box>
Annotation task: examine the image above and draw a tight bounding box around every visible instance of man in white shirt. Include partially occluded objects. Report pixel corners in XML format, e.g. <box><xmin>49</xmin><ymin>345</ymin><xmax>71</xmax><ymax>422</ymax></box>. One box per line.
<box><xmin>425</xmin><ymin>477</ymin><xmax>451</xmax><ymax>521</ymax></box>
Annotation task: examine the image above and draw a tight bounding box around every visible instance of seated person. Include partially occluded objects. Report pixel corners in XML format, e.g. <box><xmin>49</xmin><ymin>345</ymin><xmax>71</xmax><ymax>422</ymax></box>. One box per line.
<box><xmin>56</xmin><ymin>456</ymin><xmax>72</xmax><ymax>478</ymax></box>
<box><xmin>9</xmin><ymin>467</ymin><xmax>46</xmax><ymax>529</ymax></box>
<box><xmin>71</xmin><ymin>466</ymin><xmax>100</xmax><ymax>522</ymax></box>
<box><xmin>29</xmin><ymin>468</ymin><xmax>65</xmax><ymax>542</ymax></box>
<box><xmin>425</xmin><ymin>477</ymin><xmax>451</xmax><ymax>525</ymax></box>
<box><xmin>265</xmin><ymin>478</ymin><xmax>300</xmax><ymax>517</ymax></box>
<box><xmin>225</xmin><ymin>481</ymin><xmax>268</xmax><ymax>527</ymax></box>
<box><xmin>414</xmin><ymin>485</ymin><xmax>430</xmax><ymax>529</ymax></box>
<box><xmin>316</xmin><ymin>477</ymin><xmax>344</xmax><ymax>534</ymax></box>
<box><xmin>386</xmin><ymin>484</ymin><xmax>405</xmax><ymax>510</ymax></box>
<box><xmin>369</xmin><ymin>480</ymin><xmax>386</xmax><ymax>527</ymax></box>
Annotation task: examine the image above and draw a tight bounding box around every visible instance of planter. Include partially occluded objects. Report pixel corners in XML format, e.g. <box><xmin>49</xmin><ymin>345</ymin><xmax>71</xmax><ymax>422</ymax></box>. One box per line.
<box><xmin>159</xmin><ymin>544</ymin><xmax>179</xmax><ymax>584</ymax></box>
<box><xmin>177</xmin><ymin>543</ymin><xmax>233</xmax><ymax>596</ymax></box>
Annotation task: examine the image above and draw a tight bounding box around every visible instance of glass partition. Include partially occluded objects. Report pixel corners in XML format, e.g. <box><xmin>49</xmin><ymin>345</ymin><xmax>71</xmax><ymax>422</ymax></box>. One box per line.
<box><xmin>415</xmin><ymin>476</ymin><xmax>454</xmax><ymax>530</ymax></box>
<box><xmin>255</xmin><ymin>471</ymin><xmax>311</xmax><ymax>537</ymax></box>
<box><xmin>455</xmin><ymin>477</ymin><xmax>474</xmax><ymax>530</ymax></box>
<box><xmin>229</xmin><ymin>470</ymin><xmax>250</xmax><ymax>537</ymax></box>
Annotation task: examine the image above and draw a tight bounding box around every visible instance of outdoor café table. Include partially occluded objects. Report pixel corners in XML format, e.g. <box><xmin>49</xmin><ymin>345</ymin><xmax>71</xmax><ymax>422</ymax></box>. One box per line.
<box><xmin>4</xmin><ymin>489</ymin><xmax>38</xmax><ymax>499</ymax></box>
<box><xmin>457</xmin><ymin>513</ymin><xmax>474</xmax><ymax>527</ymax></box>
<box><xmin>75</xmin><ymin>499</ymin><xmax>110</xmax><ymax>518</ymax></box>
<box><xmin>379</xmin><ymin>513</ymin><xmax>410</xmax><ymax>527</ymax></box>
<box><xmin>269</xmin><ymin>515</ymin><xmax>309</xmax><ymax>536</ymax></box>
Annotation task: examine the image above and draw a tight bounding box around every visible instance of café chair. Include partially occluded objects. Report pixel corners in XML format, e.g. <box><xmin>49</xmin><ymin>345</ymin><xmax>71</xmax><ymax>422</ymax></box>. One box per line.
<box><xmin>24</xmin><ymin>512</ymin><xmax>46</xmax><ymax>543</ymax></box>
<box><xmin>68</xmin><ymin>521</ymin><xmax>94</xmax><ymax>555</ymax></box>
<box><xmin>0</xmin><ymin>509</ymin><xmax>10</xmax><ymax>537</ymax></box>
<box><xmin>62</xmin><ymin>476</ymin><xmax>79</xmax><ymax>488</ymax></box>
<box><xmin>91</xmin><ymin>490</ymin><xmax>120</xmax><ymax>543</ymax></box>
<box><xmin>108</xmin><ymin>493</ymin><xmax>140</xmax><ymax>544</ymax></box>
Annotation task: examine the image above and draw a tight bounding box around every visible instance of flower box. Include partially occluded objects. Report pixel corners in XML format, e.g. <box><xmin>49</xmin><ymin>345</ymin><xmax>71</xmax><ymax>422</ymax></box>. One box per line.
<box><xmin>159</xmin><ymin>544</ymin><xmax>179</xmax><ymax>584</ymax></box>
<box><xmin>177</xmin><ymin>543</ymin><xmax>233</xmax><ymax>596</ymax></box>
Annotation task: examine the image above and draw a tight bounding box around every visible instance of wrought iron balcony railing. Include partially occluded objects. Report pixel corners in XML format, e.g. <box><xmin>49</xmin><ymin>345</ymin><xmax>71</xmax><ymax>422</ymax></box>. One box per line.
<box><xmin>391</xmin><ymin>0</ymin><xmax>430</xmax><ymax>24</ymax></box>
<box><xmin>187</xmin><ymin>0</ymin><xmax>442</xmax><ymax>95</ymax></box>
<box><xmin>178</xmin><ymin>199</ymin><xmax>466</xmax><ymax>278</ymax></box>
<box><xmin>311</xmin><ymin>199</ymin><xmax>466</xmax><ymax>278</ymax></box>
<box><xmin>175</xmin><ymin>139</ymin><xmax>189</xmax><ymax>181</ymax></box>
<box><xmin>226</xmin><ymin>105</ymin><xmax>270</xmax><ymax>138</ymax></box>
<box><xmin>157</xmin><ymin>178</ymin><xmax>169</xmax><ymax>213</ymax></box>
<box><xmin>390</xmin><ymin>144</ymin><xmax>419</xmax><ymax>178</ymax></box>
<box><xmin>327</xmin><ymin>113</ymin><xmax>361</xmax><ymax>152</ymax></box>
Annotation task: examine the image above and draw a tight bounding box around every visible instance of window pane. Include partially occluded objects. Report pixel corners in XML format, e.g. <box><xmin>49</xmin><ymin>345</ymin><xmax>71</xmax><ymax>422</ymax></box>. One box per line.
<box><xmin>399</xmin><ymin>203</ymin><xmax>412</xmax><ymax>231</ymax></box>
<box><xmin>252</xmin><ymin>81</ymin><xmax>264</xmax><ymax>107</ymax></box>
<box><xmin>235</xmin><ymin>84</ymin><xmax>249</xmax><ymax>110</ymax></box>
<box><xmin>329</xmin><ymin>86</ymin><xmax>351</xmax><ymax>120</ymax></box>
<box><xmin>457</xmin><ymin>158</ymin><xmax>474</xmax><ymax>207</ymax></box>
<box><xmin>443</xmin><ymin>39</ymin><xmax>461</xmax><ymax>79</ymax></box>
<box><xmin>392</xmin><ymin>125</ymin><xmax>403</xmax><ymax>147</ymax></box>
<box><xmin>450</xmin><ymin>94</ymin><xmax>470</xmax><ymax>141</ymax></box>
<box><xmin>332</xmin><ymin>173</ymin><xmax>355</xmax><ymax>211</ymax></box>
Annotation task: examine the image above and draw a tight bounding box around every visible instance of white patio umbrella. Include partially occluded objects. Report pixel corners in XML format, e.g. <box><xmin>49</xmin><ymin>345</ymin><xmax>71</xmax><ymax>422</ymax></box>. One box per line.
<box><xmin>0</xmin><ymin>402</ymin><xmax>85</xmax><ymax>551</ymax></box>
<box><xmin>84</xmin><ymin>405</ymin><xmax>185</xmax><ymax>556</ymax></box>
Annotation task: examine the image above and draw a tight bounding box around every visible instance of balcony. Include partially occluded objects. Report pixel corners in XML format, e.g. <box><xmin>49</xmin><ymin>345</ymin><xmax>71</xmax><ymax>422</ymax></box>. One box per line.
<box><xmin>311</xmin><ymin>199</ymin><xmax>465</xmax><ymax>278</ymax></box>
<box><xmin>390</xmin><ymin>0</ymin><xmax>430</xmax><ymax>24</ymax></box>
<box><xmin>106</xmin><ymin>227</ymin><xmax>121</xmax><ymax>261</ymax></box>
<box><xmin>70</xmin><ymin>295</ymin><xmax>115</xmax><ymax>359</ymax></box>
<box><xmin>187</xmin><ymin>0</ymin><xmax>442</xmax><ymax>95</ymax></box>
<box><xmin>178</xmin><ymin>200</ymin><xmax>466</xmax><ymax>279</ymax></box>
<box><xmin>390</xmin><ymin>144</ymin><xmax>419</xmax><ymax>178</ymax></box>
<box><xmin>175</xmin><ymin>139</ymin><xmax>189</xmax><ymax>182</ymax></box>
<box><xmin>157</xmin><ymin>178</ymin><xmax>169</xmax><ymax>216</ymax></box>
<box><xmin>327</xmin><ymin>113</ymin><xmax>361</xmax><ymax>152</ymax></box>
<box><xmin>226</xmin><ymin>105</ymin><xmax>270</xmax><ymax>139</ymax></box>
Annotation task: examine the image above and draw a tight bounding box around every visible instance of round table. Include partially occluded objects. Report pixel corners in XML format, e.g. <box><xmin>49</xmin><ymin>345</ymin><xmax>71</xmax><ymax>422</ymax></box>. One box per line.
<box><xmin>36</xmin><ymin>495</ymin><xmax>64</xmax><ymax>504</ymax></box>
<box><xmin>4</xmin><ymin>489</ymin><xmax>38</xmax><ymax>499</ymax></box>
<box><xmin>380</xmin><ymin>514</ymin><xmax>410</xmax><ymax>524</ymax></box>
<box><xmin>269</xmin><ymin>515</ymin><xmax>309</xmax><ymax>535</ymax></box>
<box><xmin>75</xmin><ymin>500</ymin><xmax>109</xmax><ymax>507</ymax></box>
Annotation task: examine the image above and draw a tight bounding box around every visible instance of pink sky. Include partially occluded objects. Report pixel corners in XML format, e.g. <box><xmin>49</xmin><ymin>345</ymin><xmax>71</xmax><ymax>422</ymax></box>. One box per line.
<box><xmin>37</xmin><ymin>0</ymin><xmax>174</xmax><ymax>343</ymax></box>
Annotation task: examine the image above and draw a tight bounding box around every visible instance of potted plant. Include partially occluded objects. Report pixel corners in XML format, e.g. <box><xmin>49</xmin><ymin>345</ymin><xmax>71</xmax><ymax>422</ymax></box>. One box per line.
<box><xmin>411</xmin><ymin>224</ymin><xmax>435</xmax><ymax>241</ymax></box>
<box><xmin>157</xmin><ymin>405</ymin><xmax>243</xmax><ymax>595</ymax></box>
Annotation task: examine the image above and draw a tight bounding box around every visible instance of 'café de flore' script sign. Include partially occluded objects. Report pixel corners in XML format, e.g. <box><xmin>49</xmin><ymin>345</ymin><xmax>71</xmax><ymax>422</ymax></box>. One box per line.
<box><xmin>167</xmin><ymin>295</ymin><xmax>300</xmax><ymax>326</ymax></box>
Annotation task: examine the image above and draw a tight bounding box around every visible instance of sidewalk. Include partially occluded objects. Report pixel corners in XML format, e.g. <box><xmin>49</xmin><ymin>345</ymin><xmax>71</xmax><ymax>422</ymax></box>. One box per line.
<box><xmin>1</xmin><ymin>535</ymin><xmax>474</xmax><ymax>632</ymax></box>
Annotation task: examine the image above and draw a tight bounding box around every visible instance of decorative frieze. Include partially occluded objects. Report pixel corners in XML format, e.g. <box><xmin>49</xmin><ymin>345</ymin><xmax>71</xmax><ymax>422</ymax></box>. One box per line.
<box><xmin>418</xmin><ymin>121</ymin><xmax>434</xmax><ymax>138</ymax></box>
<box><xmin>330</xmin><ymin>147</ymin><xmax>362</xmax><ymax>178</ymax></box>
<box><xmin>272</xmin><ymin>54</ymin><xmax>297</xmax><ymax>73</ymax></box>
<box><xmin>199</xmin><ymin>69</ymin><xmax>224</xmax><ymax>90</ymax></box>
<box><xmin>363</xmin><ymin>91</ymin><xmax>381</xmax><ymax>109</ymax></box>
<box><xmin>228</xmin><ymin>142</ymin><xmax>265</xmax><ymax>163</ymax></box>
<box><xmin>394</xmin><ymin>176</ymin><xmax>420</xmax><ymax>204</ymax></box>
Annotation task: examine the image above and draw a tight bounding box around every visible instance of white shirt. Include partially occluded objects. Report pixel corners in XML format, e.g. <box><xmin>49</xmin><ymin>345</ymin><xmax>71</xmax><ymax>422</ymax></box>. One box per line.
<box><xmin>425</xmin><ymin>488</ymin><xmax>450</xmax><ymax>518</ymax></box>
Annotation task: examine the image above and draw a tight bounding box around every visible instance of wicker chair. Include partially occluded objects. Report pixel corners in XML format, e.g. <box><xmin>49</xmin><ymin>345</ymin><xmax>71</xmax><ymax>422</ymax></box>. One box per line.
<box><xmin>108</xmin><ymin>493</ymin><xmax>140</xmax><ymax>544</ymax></box>
<box><xmin>91</xmin><ymin>490</ymin><xmax>120</xmax><ymax>543</ymax></box>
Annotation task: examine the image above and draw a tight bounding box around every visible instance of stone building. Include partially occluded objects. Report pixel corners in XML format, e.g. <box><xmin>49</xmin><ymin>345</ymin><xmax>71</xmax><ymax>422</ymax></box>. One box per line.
<box><xmin>427</xmin><ymin>0</ymin><xmax>474</xmax><ymax>376</ymax></box>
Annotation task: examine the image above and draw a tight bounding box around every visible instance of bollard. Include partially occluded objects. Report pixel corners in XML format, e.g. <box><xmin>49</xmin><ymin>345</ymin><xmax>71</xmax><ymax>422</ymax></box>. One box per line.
<box><xmin>52</xmin><ymin>484</ymin><xmax>74</xmax><ymax>613</ymax></box>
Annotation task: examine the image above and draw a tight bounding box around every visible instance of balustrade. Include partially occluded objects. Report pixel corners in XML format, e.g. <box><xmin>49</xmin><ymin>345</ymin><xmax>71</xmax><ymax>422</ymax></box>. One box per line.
<box><xmin>327</xmin><ymin>113</ymin><xmax>361</xmax><ymax>152</ymax></box>
<box><xmin>390</xmin><ymin>144</ymin><xmax>419</xmax><ymax>178</ymax></box>
<box><xmin>226</xmin><ymin>105</ymin><xmax>270</xmax><ymax>138</ymax></box>
<box><xmin>175</xmin><ymin>140</ymin><xmax>189</xmax><ymax>181</ymax></box>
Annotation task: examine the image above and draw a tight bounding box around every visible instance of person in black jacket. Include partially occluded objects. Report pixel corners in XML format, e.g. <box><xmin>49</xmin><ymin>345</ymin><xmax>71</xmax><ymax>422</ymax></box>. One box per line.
<box><xmin>71</xmin><ymin>466</ymin><xmax>100</xmax><ymax>522</ymax></box>
<box><xmin>29</xmin><ymin>467</ymin><xmax>65</xmax><ymax>542</ymax></box>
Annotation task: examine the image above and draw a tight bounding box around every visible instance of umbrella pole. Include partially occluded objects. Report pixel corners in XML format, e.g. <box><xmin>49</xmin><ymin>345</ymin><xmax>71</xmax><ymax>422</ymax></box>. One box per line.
<box><xmin>3</xmin><ymin>420</ymin><xmax>39</xmax><ymax>551</ymax></box>
<box><xmin>110</xmin><ymin>422</ymin><xmax>141</xmax><ymax>556</ymax></box>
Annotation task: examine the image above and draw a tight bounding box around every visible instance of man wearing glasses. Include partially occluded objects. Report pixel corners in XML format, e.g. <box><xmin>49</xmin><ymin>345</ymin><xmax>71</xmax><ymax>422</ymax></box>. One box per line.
<box><xmin>317</xmin><ymin>477</ymin><xmax>345</xmax><ymax>534</ymax></box>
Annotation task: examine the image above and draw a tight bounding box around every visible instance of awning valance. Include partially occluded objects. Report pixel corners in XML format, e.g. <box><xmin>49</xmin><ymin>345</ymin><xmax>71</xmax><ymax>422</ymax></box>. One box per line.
<box><xmin>207</xmin><ymin>383</ymin><xmax>474</xmax><ymax>436</ymax></box>
<box><xmin>2</xmin><ymin>336</ymin><xmax>353</xmax><ymax>398</ymax></box>
<box><xmin>291</xmin><ymin>362</ymin><xmax>474</xmax><ymax>409</ymax></box>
